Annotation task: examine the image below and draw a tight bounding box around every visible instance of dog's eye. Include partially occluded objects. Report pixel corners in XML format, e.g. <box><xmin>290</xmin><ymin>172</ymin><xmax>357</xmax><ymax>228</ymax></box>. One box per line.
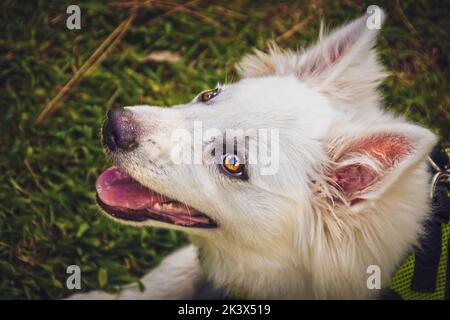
<box><xmin>197</xmin><ymin>85</ymin><xmax>221</xmax><ymax>103</ymax></box>
<box><xmin>220</xmin><ymin>153</ymin><xmax>245</xmax><ymax>178</ymax></box>
<box><xmin>200</xmin><ymin>90</ymin><xmax>217</xmax><ymax>102</ymax></box>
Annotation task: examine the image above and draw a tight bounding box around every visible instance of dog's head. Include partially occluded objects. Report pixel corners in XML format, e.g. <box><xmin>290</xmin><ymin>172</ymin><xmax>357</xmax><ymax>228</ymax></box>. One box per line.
<box><xmin>96</xmin><ymin>11</ymin><xmax>436</xmax><ymax>250</ymax></box>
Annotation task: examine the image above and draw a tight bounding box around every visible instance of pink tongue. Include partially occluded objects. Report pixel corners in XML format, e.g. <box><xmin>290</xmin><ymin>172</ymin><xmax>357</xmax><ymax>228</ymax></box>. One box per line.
<box><xmin>96</xmin><ymin>166</ymin><xmax>167</xmax><ymax>209</ymax></box>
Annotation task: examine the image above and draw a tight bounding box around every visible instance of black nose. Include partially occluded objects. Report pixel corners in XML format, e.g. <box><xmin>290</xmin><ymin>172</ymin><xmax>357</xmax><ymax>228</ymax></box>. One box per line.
<box><xmin>103</xmin><ymin>109</ymin><xmax>138</xmax><ymax>151</ymax></box>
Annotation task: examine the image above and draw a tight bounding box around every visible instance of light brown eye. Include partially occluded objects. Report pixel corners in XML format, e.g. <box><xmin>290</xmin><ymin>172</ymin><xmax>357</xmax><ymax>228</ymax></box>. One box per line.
<box><xmin>200</xmin><ymin>90</ymin><xmax>215</xmax><ymax>102</ymax></box>
<box><xmin>198</xmin><ymin>86</ymin><xmax>221</xmax><ymax>103</ymax></box>
<box><xmin>220</xmin><ymin>153</ymin><xmax>246</xmax><ymax>178</ymax></box>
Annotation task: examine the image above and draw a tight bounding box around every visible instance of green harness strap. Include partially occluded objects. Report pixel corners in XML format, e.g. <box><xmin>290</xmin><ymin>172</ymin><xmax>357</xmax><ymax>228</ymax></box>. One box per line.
<box><xmin>387</xmin><ymin>221</ymin><xmax>449</xmax><ymax>299</ymax></box>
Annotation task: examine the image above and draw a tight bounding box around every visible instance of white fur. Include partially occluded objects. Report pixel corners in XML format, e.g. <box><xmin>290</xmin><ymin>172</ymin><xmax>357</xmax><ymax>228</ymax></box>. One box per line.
<box><xmin>74</xmin><ymin>11</ymin><xmax>437</xmax><ymax>299</ymax></box>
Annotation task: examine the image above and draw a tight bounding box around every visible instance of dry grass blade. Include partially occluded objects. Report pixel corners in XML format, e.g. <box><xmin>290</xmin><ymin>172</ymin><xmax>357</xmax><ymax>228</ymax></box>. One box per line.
<box><xmin>24</xmin><ymin>159</ymin><xmax>45</xmax><ymax>192</ymax></box>
<box><xmin>35</xmin><ymin>13</ymin><xmax>136</xmax><ymax>124</ymax></box>
<box><xmin>110</xmin><ymin>0</ymin><xmax>225</xmax><ymax>30</ymax></box>
<box><xmin>84</xmin><ymin>13</ymin><xmax>136</xmax><ymax>76</ymax></box>
<box><xmin>143</xmin><ymin>51</ymin><xmax>181</xmax><ymax>63</ymax></box>
<box><xmin>276</xmin><ymin>16</ymin><xmax>312</xmax><ymax>43</ymax></box>
<box><xmin>394</xmin><ymin>0</ymin><xmax>420</xmax><ymax>36</ymax></box>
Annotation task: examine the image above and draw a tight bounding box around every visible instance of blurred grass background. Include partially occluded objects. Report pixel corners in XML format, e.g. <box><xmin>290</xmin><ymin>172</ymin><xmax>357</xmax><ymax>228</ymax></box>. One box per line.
<box><xmin>0</xmin><ymin>0</ymin><xmax>448</xmax><ymax>299</ymax></box>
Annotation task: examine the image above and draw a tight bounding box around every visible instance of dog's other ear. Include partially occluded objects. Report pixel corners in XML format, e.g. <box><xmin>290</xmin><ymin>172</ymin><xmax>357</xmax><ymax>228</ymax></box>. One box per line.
<box><xmin>238</xmin><ymin>10</ymin><xmax>387</xmax><ymax>107</ymax></box>
<box><xmin>326</xmin><ymin>123</ymin><xmax>436</xmax><ymax>207</ymax></box>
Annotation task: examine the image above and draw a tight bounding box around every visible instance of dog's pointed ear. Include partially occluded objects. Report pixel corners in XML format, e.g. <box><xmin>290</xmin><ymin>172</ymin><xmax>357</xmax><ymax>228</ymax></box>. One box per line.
<box><xmin>295</xmin><ymin>11</ymin><xmax>386</xmax><ymax>87</ymax></box>
<box><xmin>238</xmin><ymin>11</ymin><xmax>387</xmax><ymax>105</ymax></box>
<box><xmin>326</xmin><ymin>123</ymin><xmax>436</xmax><ymax>207</ymax></box>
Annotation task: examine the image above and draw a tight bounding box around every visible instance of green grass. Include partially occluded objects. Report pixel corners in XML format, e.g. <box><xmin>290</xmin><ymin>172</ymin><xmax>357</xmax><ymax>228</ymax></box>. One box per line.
<box><xmin>0</xmin><ymin>0</ymin><xmax>448</xmax><ymax>299</ymax></box>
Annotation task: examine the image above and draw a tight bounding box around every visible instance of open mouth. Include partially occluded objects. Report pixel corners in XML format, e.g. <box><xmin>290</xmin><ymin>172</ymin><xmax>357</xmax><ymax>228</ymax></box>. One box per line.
<box><xmin>95</xmin><ymin>166</ymin><xmax>217</xmax><ymax>228</ymax></box>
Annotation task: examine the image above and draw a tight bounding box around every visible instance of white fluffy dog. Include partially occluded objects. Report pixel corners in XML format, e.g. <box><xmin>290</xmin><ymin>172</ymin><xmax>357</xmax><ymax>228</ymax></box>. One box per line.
<box><xmin>73</xmin><ymin>11</ymin><xmax>437</xmax><ymax>299</ymax></box>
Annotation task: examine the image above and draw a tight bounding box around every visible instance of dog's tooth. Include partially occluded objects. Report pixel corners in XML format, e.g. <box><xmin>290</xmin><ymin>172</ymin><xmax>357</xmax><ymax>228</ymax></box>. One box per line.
<box><xmin>161</xmin><ymin>203</ymin><xmax>174</xmax><ymax>210</ymax></box>
<box><xmin>153</xmin><ymin>203</ymin><xmax>162</xmax><ymax>210</ymax></box>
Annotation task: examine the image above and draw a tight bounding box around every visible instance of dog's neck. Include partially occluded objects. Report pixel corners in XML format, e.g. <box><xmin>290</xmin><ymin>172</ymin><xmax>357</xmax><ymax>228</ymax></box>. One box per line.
<box><xmin>192</xmin><ymin>162</ymin><xmax>432</xmax><ymax>299</ymax></box>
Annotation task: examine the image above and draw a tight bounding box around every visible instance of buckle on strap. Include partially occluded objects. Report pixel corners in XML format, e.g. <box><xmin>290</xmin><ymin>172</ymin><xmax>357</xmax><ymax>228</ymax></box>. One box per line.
<box><xmin>428</xmin><ymin>145</ymin><xmax>449</xmax><ymax>199</ymax></box>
